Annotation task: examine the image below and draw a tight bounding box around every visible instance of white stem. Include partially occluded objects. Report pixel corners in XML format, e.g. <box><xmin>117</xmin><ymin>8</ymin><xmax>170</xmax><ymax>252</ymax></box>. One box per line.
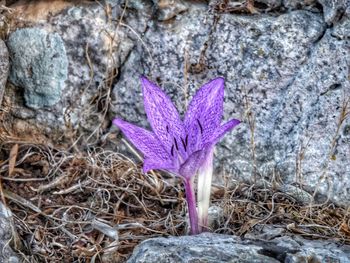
<box><xmin>197</xmin><ymin>148</ymin><xmax>214</xmax><ymax>232</ymax></box>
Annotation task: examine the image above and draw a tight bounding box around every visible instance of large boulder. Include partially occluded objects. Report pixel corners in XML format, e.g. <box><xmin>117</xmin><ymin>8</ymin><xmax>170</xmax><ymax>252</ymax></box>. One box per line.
<box><xmin>127</xmin><ymin>232</ymin><xmax>350</xmax><ymax>263</ymax></box>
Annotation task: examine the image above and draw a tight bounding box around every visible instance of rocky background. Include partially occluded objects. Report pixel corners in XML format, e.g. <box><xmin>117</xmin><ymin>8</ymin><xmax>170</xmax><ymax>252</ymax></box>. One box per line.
<box><xmin>0</xmin><ymin>0</ymin><xmax>350</xmax><ymax>262</ymax></box>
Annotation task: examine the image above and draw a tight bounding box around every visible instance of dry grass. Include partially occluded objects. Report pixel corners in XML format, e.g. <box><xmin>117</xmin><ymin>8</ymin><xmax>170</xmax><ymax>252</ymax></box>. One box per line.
<box><xmin>0</xmin><ymin>136</ymin><xmax>187</xmax><ymax>262</ymax></box>
<box><xmin>0</xmin><ymin>126</ymin><xmax>350</xmax><ymax>262</ymax></box>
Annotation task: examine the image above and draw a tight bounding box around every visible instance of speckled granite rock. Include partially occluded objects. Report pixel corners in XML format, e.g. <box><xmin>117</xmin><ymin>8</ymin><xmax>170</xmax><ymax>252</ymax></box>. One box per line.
<box><xmin>212</xmin><ymin>0</ymin><xmax>320</xmax><ymax>12</ymax></box>
<box><xmin>319</xmin><ymin>0</ymin><xmax>350</xmax><ymax>24</ymax></box>
<box><xmin>7</xmin><ymin>28</ymin><xmax>68</xmax><ymax>109</ymax></box>
<box><xmin>332</xmin><ymin>14</ymin><xmax>350</xmax><ymax>39</ymax></box>
<box><xmin>127</xmin><ymin>233</ymin><xmax>350</xmax><ymax>263</ymax></box>
<box><xmin>282</xmin><ymin>0</ymin><xmax>317</xmax><ymax>9</ymax></box>
<box><xmin>0</xmin><ymin>39</ymin><xmax>9</xmax><ymax>105</ymax></box>
<box><xmin>0</xmin><ymin>203</ymin><xmax>22</xmax><ymax>263</ymax></box>
<box><xmin>269</xmin><ymin>29</ymin><xmax>350</xmax><ymax>204</ymax></box>
<box><xmin>154</xmin><ymin>0</ymin><xmax>189</xmax><ymax>21</ymax></box>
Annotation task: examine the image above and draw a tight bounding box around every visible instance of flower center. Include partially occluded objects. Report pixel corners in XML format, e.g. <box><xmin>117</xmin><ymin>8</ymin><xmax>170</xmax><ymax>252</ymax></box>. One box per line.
<box><xmin>170</xmin><ymin>135</ymin><xmax>188</xmax><ymax>157</ymax></box>
<box><xmin>168</xmin><ymin>119</ymin><xmax>204</xmax><ymax>164</ymax></box>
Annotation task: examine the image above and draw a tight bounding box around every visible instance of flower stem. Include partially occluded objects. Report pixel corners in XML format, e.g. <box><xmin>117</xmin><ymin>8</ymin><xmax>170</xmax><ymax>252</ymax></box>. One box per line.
<box><xmin>197</xmin><ymin>147</ymin><xmax>214</xmax><ymax>232</ymax></box>
<box><xmin>184</xmin><ymin>178</ymin><xmax>199</xmax><ymax>235</ymax></box>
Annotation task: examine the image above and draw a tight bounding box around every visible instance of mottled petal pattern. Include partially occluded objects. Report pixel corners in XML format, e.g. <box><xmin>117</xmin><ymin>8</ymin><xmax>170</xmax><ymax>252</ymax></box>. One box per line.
<box><xmin>143</xmin><ymin>158</ymin><xmax>177</xmax><ymax>174</ymax></box>
<box><xmin>114</xmin><ymin>76</ymin><xmax>241</xmax><ymax>235</ymax></box>
<box><xmin>184</xmin><ymin>77</ymin><xmax>225</xmax><ymax>153</ymax></box>
<box><xmin>205</xmin><ymin>119</ymin><xmax>241</xmax><ymax>146</ymax></box>
<box><xmin>141</xmin><ymin>76</ymin><xmax>185</xmax><ymax>153</ymax></box>
<box><xmin>113</xmin><ymin>118</ymin><xmax>172</xmax><ymax>165</ymax></box>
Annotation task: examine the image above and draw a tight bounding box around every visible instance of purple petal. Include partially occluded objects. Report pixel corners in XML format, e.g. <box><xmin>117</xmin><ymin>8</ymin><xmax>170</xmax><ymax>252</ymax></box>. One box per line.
<box><xmin>184</xmin><ymin>77</ymin><xmax>225</xmax><ymax>153</ymax></box>
<box><xmin>205</xmin><ymin>119</ymin><xmax>241</xmax><ymax>146</ymax></box>
<box><xmin>141</xmin><ymin>76</ymin><xmax>185</xmax><ymax>154</ymax></box>
<box><xmin>179</xmin><ymin>146</ymin><xmax>212</xmax><ymax>179</ymax></box>
<box><xmin>143</xmin><ymin>158</ymin><xmax>177</xmax><ymax>174</ymax></box>
<box><xmin>113</xmin><ymin>118</ymin><xmax>174</xmax><ymax>168</ymax></box>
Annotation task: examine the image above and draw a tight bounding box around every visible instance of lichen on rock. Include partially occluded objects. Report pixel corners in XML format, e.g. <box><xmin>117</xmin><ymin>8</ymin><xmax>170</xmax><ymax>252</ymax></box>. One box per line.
<box><xmin>7</xmin><ymin>27</ymin><xmax>68</xmax><ymax>109</ymax></box>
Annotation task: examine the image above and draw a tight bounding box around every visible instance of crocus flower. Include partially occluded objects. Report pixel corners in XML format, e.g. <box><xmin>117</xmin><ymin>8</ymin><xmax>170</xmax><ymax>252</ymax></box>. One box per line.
<box><xmin>113</xmin><ymin>76</ymin><xmax>240</xmax><ymax>234</ymax></box>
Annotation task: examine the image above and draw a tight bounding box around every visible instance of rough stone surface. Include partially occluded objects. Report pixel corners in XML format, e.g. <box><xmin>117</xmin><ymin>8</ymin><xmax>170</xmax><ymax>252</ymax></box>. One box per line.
<box><xmin>257</xmin><ymin>0</ymin><xmax>282</xmax><ymax>9</ymax></box>
<box><xmin>127</xmin><ymin>233</ymin><xmax>350</xmax><ymax>263</ymax></box>
<box><xmin>7</xmin><ymin>28</ymin><xmax>68</xmax><ymax>109</ymax></box>
<box><xmin>154</xmin><ymin>0</ymin><xmax>189</xmax><ymax>21</ymax></box>
<box><xmin>0</xmin><ymin>203</ymin><xmax>22</xmax><ymax>263</ymax></box>
<box><xmin>0</xmin><ymin>39</ymin><xmax>9</xmax><ymax>105</ymax></box>
<box><xmin>5</xmin><ymin>1</ymin><xmax>148</xmax><ymax>132</ymax></box>
<box><xmin>269</xmin><ymin>29</ymin><xmax>350</xmax><ymax>204</ymax></box>
<box><xmin>332</xmin><ymin>14</ymin><xmax>350</xmax><ymax>39</ymax></box>
<box><xmin>282</xmin><ymin>0</ymin><xmax>316</xmax><ymax>9</ymax></box>
<box><xmin>319</xmin><ymin>0</ymin><xmax>350</xmax><ymax>24</ymax></box>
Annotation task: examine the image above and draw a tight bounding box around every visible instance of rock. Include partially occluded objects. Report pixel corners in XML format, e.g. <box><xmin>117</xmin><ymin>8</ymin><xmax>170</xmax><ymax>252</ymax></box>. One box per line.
<box><xmin>270</xmin><ymin>29</ymin><xmax>350</xmax><ymax>205</ymax></box>
<box><xmin>0</xmin><ymin>39</ymin><xmax>9</xmax><ymax>105</ymax></box>
<box><xmin>282</xmin><ymin>0</ymin><xmax>317</xmax><ymax>10</ymax></box>
<box><xmin>332</xmin><ymin>15</ymin><xmax>350</xmax><ymax>39</ymax></box>
<box><xmin>7</xmin><ymin>28</ymin><xmax>68</xmax><ymax>109</ymax></box>
<box><xmin>256</xmin><ymin>0</ymin><xmax>282</xmax><ymax>9</ymax></box>
<box><xmin>154</xmin><ymin>0</ymin><xmax>189</xmax><ymax>21</ymax></box>
<box><xmin>0</xmin><ymin>203</ymin><xmax>22</xmax><ymax>263</ymax></box>
<box><xmin>278</xmin><ymin>184</ymin><xmax>313</xmax><ymax>204</ymax></box>
<box><xmin>318</xmin><ymin>0</ymin><xmax>350</xmax><ymax>24</ymax></box>
<box><xmin>5</xmin><ymin>1</ymin><xmax>149</xmax><ymax>132</ymax></box>
<box><xmin>244</xmin><ymin>225</ymin><xmax>286</xmax><ymax>240</ymax></box>
<box><xmin>127</xmin><ymin>233</ymin><xmax>350</xmax><ymax>262</ymax></box>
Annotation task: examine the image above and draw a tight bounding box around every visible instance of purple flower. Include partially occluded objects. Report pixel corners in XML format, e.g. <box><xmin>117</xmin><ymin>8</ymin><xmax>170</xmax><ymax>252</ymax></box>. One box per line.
<box><xmin>113</xmin><ymin>76</ymin><xmax>240</xmax><ymax>234</ymax></box>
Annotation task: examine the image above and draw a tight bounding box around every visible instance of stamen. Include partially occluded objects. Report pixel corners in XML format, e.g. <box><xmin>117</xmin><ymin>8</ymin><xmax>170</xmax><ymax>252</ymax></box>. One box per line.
<box><xmin>181</xmin><ymin>137</ymin><xmax>187</xmax><ymax>152</ymax></box>
<box><xmin>174</xmin><ymin>138</ymin><xmax>179</xmax><ymax>151</ymax></box>
<box><xmin>170</xmin><ymin>145</ymin><xmax>174</xmax><ymax>156</ymax></box>
<box><xmin>166</xmin><ymin>125</ymin><xmax>169</xmax><ymax>133</ymax></box>
<box><xmin>197</xmin><ymin>119</ymin><xmax>203</xmax><ymax>134</ymax></box>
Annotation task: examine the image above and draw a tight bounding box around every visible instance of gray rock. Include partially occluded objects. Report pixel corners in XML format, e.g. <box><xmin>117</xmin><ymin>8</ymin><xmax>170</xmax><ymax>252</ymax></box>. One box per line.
<box><xmin>154</xmin><ymin>0</ymin><xmax>189</xmax><ymax>21</ymax></box>
<box><xmin>0</xmin><ymin>39</ymin><xmax>9</xmax><ymax>105</ymax></box>
<box><xmin>256</xmin><ymin>0</ymin><xmax>282</xmax><ymax>9</ymax></box>
<box><xmin>278</xmin><ymin>184</ymin><xmax>313</xmax><ymax>204</ymax></box>
<box><xmin>318</xmin><ymin>0</ymin><xmax>350</xmax><ymax>24</ymax></box>
<box><xmin>0</xmin><ymin>203</ymin><xmax>22</xmax><ymax>263</ymax></box>
<box><xmin>332</xmin><ymin>15</ymin><xmax>350</xmax><ymax>39</ymax></box>
<box><xmin>269</xmin><ymin>28</ymin><xmax>350</xmax><ymax>205</ymax></box>
<box><xmin>282</xmin><ymin>0</ymin><xmax>317</xmax><ymax>10</ymax></box>
<box><xmin>7</xmin><ymin>28</ymin><xmax>68</xmax><ymax>109</ymax></box>
<box><xmin>5</xmin><ymin>2</ymin><xmax>150</xmax><ymax>133</ymax></box>
<box><xmin>127</xmin><ymin>233</ymin><xmax>350</xmax><ymax>262</ymax></box>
